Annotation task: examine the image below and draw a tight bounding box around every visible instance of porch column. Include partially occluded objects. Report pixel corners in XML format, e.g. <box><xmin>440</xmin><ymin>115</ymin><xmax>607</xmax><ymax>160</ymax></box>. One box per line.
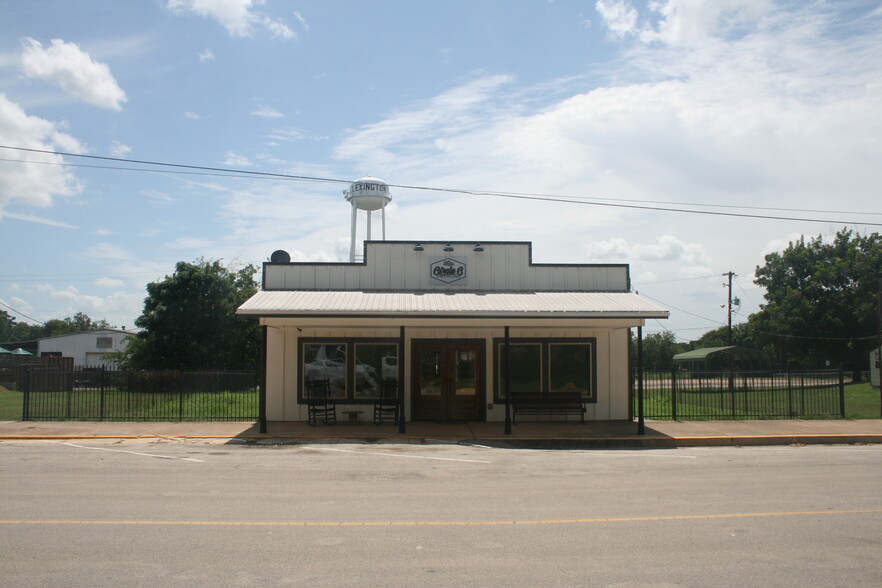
<box><xmin>504</xmin><ymin>326</ymin><xmax>512</xmax><ymax>435</ymax></box>
<box><xmin>398</xmin><ymin>325</ymin><xmax>406</xmax><ymax>433</ymax></box>
<box><xmin>637</xmin><ymin>326</ymin><xmax>645</xmax><ymax>435</ymax></box>
<box><xmin>259</xmin><ymin>324</ymin><xmax>267</xmax><ymax>434</ymax></box>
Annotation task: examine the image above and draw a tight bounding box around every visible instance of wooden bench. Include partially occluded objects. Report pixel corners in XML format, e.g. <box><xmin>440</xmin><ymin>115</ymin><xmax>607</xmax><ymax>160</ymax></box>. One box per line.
<box><xmin>510</xmin><ymin>392</ymin><xmax>586</xmax><ymax>423</ymax></box>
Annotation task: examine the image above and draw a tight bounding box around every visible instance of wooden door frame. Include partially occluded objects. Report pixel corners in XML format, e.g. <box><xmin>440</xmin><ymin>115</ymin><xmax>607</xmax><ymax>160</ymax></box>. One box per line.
<box><xmin>410</xmin><ymin>339</ymin><xmax>486</xmax><ymax>422</ymax></box>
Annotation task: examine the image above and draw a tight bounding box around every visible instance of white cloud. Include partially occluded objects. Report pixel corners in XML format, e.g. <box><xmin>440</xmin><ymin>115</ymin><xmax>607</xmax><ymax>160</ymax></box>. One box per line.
<box><xmin>110</xmin><ymin>141</ymin><xmax>131</xmax><ymax>157</ymax></box>
<box><xmin>184</xmin><ymin>111</ymin><xmax>202</xmax><ymax>119</ymax></box>
<box><xmin>2</xmin><ymin>211</ymin><xmax>78</xmax><ymax>228</ymax></box>
<box><xmin>585</xmin><ymin>236</ymin><xmax>710</xmax><ymax>270</ymax></box>
<box><xmin>595</xmin><ymin>0</ymin><xmax>639</xmax><ymax>38</ymax></box>
<box><xmin>141</xmin><ymin>190</ymin><xmax>174</xmax><ymax>203</ymax></box>
<box><xmin>43</xmin><ymin>284</ymin><xmax>144</xmax><ymax>326</ymax></box>
<box><xmin>252</xmin><ymin>105</ymin><xmax>283</xmax><ymax>118</ymax></box>
<box><xmin>639</xmin><ymin>0</ymin><xmax>772</xmax><ymax>47</ymax></box>
<box><xmin>20</xmin><ymin>38</ymin><xmax>127</xmax><ymax>110</ymax></box>
<box><xmin>223</xmin><ymin>151</ymin><xmax>253</xmax><ymax>166</ymax></box>
<box><xmin>167</xmin><ymin>236</ymin><xmax>217</xmax><ymax>250</ymax></box>
<box><xmin>334</xmin><ymin>74</ymin><xmax>516</xmax><ymax>168</ymax></box>
<box><xmin>95</xmin><ymin>277</ymin><xmax>125</xmax><ymax>288</ymax></box>
<box><xmin>166</xmin><ymin>0</ymin><xmax>295</xmax><ymax>39</ymax></box>
<box><xmin>0</xmin><ymin>94</ymin><xmax>83</xmax><ymax>214</ymax></box>
<box><xmin>198</xmin><ymin>48</ymin><xmax>215</xmax><ymax>62</ymax></box>
<box><xmin>85</xmin><ymin>242</ymin><xmax>134</xmax><ymax>261</ymax></box>
<box><xmin>293</xmin><ymin>10</ymin><xmax>309</xmax><ymax>32</ymax></box>
<box><xmin>595</xmin><ymin>0</ymin><xmax>771</xmax><ymax>46</ymax></box>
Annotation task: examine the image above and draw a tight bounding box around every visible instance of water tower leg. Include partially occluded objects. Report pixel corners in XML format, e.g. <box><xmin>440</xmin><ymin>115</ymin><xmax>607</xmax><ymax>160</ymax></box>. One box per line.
<box><xmin>349</xmin><ymin>203</ymin><xmax>358</xmax><ymax>262</ymax></box>
<box><xmin>366</xmin><ymin>210</ymin><xmax>372</xmax><ymax>241</ymax></box>
<box><xmin>381</xmin><ymin>206</ymin><xmax>386</xmax><ymax>240</ymax></box>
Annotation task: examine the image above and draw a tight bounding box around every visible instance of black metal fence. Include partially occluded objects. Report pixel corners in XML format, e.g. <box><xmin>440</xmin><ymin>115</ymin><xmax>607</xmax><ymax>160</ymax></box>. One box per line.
<box><xmin>22</xmin><ymin>368</ymin><xmax>259</xmax><ymax>421</ymax></box>
<box><xmin>634</xmin><ymin>369</ymin><xmax>845</xmax><ymax>420</ymax></box>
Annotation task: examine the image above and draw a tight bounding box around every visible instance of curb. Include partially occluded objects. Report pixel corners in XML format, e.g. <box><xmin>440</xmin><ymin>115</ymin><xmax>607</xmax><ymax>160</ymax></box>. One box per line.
<box><xmin>2</xmin><ymin>433</ymin><xmax>881</xmax><ymax>448</ymax></box>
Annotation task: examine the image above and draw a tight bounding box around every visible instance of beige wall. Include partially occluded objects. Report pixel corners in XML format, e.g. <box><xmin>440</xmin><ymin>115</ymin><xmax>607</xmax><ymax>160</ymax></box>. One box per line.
<box><xmin>262</xmin><ymin>318</ymin><xmax>636</xmax><ymax>423</ymax></box>
<box><xmin>264</xmin><ymin>242</ymin><xmax>629</xmax><ymax>293</ymax></box>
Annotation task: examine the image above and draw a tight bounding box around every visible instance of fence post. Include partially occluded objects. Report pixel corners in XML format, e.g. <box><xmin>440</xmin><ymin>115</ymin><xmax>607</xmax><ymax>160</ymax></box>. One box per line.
<box><xmin>22</xmin><ymin>367</ymin><xmax>31</xmax><ymax>421</ymax></box>
<box><xmin>838</xmin><ymin>369</ymin><xmax>846</xmax><ymax>418</ymax></box>
<box><xmin>99</xmin><ymin>366</ymin><xmax>106</xmax><ymax>422</ymax></box>
<box><xmin>671</xmin><ymin>368</ymin><xmax>677</xmax><ymax>421</ymax></box>
<box><xmin>787</xmin><ymin>371</ymin><xmax>793</xmax><ymax>417</ymax></box>
<box><xmin>729</xmin><ymin>369</ymin><xmax>736</xmax><ymax>419</ymax></box>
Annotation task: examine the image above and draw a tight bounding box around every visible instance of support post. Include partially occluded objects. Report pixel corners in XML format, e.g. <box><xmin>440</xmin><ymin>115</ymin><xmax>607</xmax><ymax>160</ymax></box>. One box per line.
<box><xmin>398</xmin><ymin>326</ymin><xmax>406</xmax><ymax>434</ymax></box>
<box><xmin>99</xmin><ymin>365</ymin><xmax>106</xmax><ymax>422</ymax></box>
<box><xmin>504</xmin><ymin>326</ymin><xmax>512</xmax><ymax>435</ymax></box>
<box><xmin>259</xmin><ymin>325</ymin><xmax>267</xmax><ymax>434</ymax></box>
<box><xmin>637</xmin><ymin>326</ymin><xmax>645</xmax><ymax>435</ymax></box>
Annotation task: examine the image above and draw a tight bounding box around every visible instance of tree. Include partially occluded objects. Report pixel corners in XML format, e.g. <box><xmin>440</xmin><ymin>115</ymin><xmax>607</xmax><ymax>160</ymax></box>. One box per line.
<box><xmin>0</xmin><ymin>310</ymin><xmax>109</xmax><ymax>342</ymax></box>
<box><xmin>122</xmin><ymin>259</ymin><xmax>259</xmax><ymax>370</ymax></box>
<box><xmin>639</xmin><ymin>331</ymin><xmax>686</xmax><ymax>372</ymax></box>
<box><xmin>0</xmin><ymin>310</ymin><xmax>15</xmax><ymax>342</ymax></box>
<box><xmin>751</xmin><ymin>230</ymin><xmax>881</xmax><ymax>376</ymax></box>
<box><xmin>693</xmin><ymin>323</ymin><xmax>760</xmax><ymax>350</ymax></box>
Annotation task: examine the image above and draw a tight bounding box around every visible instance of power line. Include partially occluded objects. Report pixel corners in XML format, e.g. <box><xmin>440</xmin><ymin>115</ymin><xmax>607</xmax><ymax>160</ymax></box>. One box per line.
<box><xmin>0</xmin><ymin>300</ymin><xmax>45</xmax><ymax>326</ymax></box>
<box><xmin>2</xmin><ymin>145</ymin><xmax>880</xmax><ymax>227</ymax></box>
<box><xmin>635</xmin><ymin>291</ymin><xmax>727</xmax><ymax>326</ymax></box>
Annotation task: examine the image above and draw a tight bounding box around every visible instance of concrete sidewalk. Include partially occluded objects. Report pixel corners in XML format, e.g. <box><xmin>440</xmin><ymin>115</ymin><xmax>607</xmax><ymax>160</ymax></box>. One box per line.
<box><xmin>2</xmin><ymin>418</ymin><xmax>882</xmax><ymax>448</ymax></box>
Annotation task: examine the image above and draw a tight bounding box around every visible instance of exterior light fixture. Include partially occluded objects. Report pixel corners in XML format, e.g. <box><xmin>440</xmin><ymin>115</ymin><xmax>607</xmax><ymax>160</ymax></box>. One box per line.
<box><xmin>413</xmin><ymin>243</ymin><xmax>424</xmax><ymax>252</ymax></box>
<box><xmin>443</xmin><ymin>243</ymin><xmax>455</xmax><ymax>252</ymax></box>
<box><xmin>473</xmin><ymin>243</ymin><xmax>484</xmax><ymax>252</ymax></box>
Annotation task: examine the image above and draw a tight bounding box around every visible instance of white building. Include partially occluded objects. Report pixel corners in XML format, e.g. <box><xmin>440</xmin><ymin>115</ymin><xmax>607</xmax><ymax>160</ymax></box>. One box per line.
<box><xmin>237</xmin><ymin>240</ymin><xmax>668</xmax><ymax>431</ymax></box>
<box><xmin>872</xmin><ymin>347</ymin><xmax>880</xmax><ymax>388</ymax></box>
<box><xmin>37</xmin><ymin>329</ymin><xmax>134</xmax><ymax>368</ymax></box>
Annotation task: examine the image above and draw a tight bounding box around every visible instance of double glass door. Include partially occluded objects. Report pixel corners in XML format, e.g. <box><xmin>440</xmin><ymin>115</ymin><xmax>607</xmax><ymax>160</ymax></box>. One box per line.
<box><xmin>412</xmin><ymin>342</ymin><xmax>483</xmax><ymax>421</ymax></box>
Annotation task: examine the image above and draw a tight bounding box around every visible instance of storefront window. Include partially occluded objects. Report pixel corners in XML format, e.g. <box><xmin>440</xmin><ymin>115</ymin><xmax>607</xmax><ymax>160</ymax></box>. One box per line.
<box><xmin>353</xmin><ymin>343</ymin><xmax>398</xmax><ymax>399</ymax></box>
<box><xmin>301</xmin><ymin>339</ymin><xmax>398</xmax><ymax>402</ymax></box>
<box><xmin>549</xmin><ymin>343</ymin><xmax>591</xmax><ymax>396</ymax></box>
<box><xmin>496</xmin><ymin>343</ymin><xmax>541</xmax><ymax>398</ymax></box>
<box><xmin>495</xmin><ymin>339</ymin><xmax>595</xmax><ymax>401</ymax></box>
<box><xmin>303</xmin><ymin>343</ymin><xmax>347</xmax><ymax>399</ymax></box>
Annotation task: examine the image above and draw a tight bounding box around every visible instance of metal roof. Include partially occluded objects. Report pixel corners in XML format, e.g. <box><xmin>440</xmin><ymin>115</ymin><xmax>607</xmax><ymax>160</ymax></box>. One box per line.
<box><xmin>673</xmin><ymin>346</ymin><xmax>769</xmax><ymax>363</ymax></box>
<box><xmin>237</xmin><ymin>290</ymin><xmax>669</xmax><ymax>319</ymax></box>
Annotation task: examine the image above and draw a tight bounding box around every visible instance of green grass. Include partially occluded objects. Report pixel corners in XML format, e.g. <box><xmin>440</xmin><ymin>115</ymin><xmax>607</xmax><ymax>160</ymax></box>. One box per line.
<box><xmin>844</xmin><ymin>382</ymin><xmax>882</xmax><ymax>419</ymax></box>
<box><xmin>0</xmin><ymin>387</ymin><xmax>258</xmax><ymax>421</ymax></box>
<box><xmin>636</xmin><ymin>380</ymin><xmax>881</xmax><ymax>420</ymax></box>
<box><xmin>0</xmin><ymin>387</ymin><xmax>23</xmax><ymax>420</ymax></box>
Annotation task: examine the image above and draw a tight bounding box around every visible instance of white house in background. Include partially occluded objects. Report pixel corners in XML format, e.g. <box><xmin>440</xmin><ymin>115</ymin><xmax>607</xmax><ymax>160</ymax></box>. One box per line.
<box><xmin>872</xmin><ymin>347</ymin><xmax>880</xmax><ymax>388</ymax></box>
<box><xmin>37</xmin><ymin>329</ymin><xmax>134</xmax><ymax>368</ymax></box>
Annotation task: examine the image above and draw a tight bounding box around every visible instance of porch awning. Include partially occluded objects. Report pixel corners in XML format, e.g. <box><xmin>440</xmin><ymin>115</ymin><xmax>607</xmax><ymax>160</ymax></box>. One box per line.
<box><xmin>237</xmin><ymin>290</ymin><xmax>669</xmax><ymax>319</ymax></box>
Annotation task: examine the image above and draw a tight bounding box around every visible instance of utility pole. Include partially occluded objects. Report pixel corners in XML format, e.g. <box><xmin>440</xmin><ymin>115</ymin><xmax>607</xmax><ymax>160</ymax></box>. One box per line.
<box><xmin>724</xmin><ymin>272</ymin><xmax>736</xmax><ymax>345</ymax></box>
<box><xmin>724</xmin><ymin>272</ymin><xmax>737</xmax><ymax>396</ymax></box>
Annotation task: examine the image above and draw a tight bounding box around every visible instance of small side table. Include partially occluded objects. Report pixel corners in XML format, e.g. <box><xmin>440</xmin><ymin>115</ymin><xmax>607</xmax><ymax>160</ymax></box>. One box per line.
<box><xmin>342</xmin><ymin>410</ymin><xmax>364</xmax><ymax>424</ymax></box>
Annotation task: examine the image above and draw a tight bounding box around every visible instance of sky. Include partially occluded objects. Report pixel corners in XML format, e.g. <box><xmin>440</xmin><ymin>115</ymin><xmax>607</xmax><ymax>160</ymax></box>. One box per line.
<box><xmin>1</xmin><ymin>0</ymin><xmax>880</xmax><ymax>342</ymax></box>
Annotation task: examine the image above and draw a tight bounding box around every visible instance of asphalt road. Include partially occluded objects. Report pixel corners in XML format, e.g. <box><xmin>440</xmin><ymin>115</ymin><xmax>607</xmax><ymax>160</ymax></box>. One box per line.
<box><xmin>1</xmin><ymin>439</ymin><xmax>880</xmax><ymax>587</ymax></box>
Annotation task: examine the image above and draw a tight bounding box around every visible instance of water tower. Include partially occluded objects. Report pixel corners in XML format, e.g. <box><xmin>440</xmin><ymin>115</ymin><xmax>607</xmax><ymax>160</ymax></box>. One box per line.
<box><xmin>344</xmin><ymin>176</ymin><xmax>392</xmax><ymax>262</ymax></box>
